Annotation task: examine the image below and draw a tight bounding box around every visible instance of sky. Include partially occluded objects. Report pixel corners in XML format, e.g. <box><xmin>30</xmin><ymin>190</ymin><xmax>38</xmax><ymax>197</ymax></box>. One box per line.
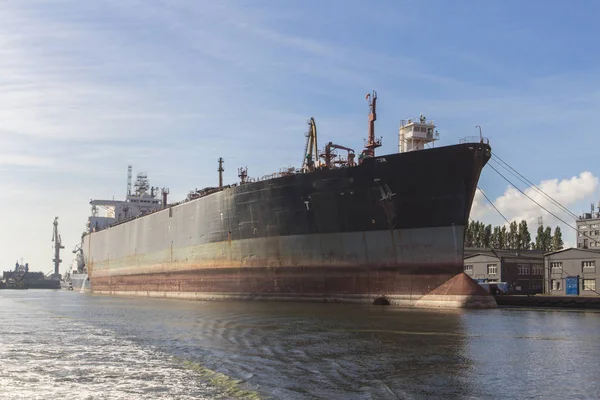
<box><xmin>1</xmin><ymin>0</ymin><xmax>599</xmax><ymax>274</ymax></box>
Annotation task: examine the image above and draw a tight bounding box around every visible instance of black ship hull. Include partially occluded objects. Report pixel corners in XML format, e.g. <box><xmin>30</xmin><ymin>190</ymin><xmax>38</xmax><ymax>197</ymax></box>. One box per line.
<box><xmin>84</xmin><ymin>142</ymin><xmax>494</xmax><ymax>308</ymax></box>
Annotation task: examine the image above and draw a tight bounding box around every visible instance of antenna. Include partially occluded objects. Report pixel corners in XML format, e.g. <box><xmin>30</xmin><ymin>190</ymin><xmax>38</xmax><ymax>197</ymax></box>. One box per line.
<box><xmin>537</xmin><ymin>216</ymin><xmax>543</xmax><ymax>229</ymax></box>
<box><xmin>127</xmin><ymin>165</ymin><xmax>132</xmax><ymax>196</ymax></box>
<box><xmin>134</xmin><ymin>172</ymin><xmax>149</xmax><ymax>195</ymax></box>
<box><xmin>238</xmin><ymin>166</ymin><xmax>248</xmax><ymax>184</ymax></box>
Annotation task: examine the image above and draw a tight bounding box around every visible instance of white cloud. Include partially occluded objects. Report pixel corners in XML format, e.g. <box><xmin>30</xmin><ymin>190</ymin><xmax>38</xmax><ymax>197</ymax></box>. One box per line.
<box><xmin>493</xmin><ymin>171</ymin><xmax>598</xmax><ymax>222</ymax></box>
<box><xmin>472</xmin><ymin>171</ymin><xmax>599</xmax><ymax>246</ymax></box>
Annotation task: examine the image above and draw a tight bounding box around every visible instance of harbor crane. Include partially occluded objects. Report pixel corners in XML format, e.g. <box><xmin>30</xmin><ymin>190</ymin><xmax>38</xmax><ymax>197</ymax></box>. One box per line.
<box><xmin>52</xmin><ymin>217</ymin><xmax>64</xmax><ymax>280</ymax></box>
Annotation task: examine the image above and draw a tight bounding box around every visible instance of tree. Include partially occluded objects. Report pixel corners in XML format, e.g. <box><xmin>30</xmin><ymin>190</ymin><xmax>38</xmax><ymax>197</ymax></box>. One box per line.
<box><xmin>508</xmin><ymin>221</ymin><xmax>519</xmax><ymax>249</ymax></box>
<box><xmin>471</xmin><ymin>221</ymin><xmax>479</xmax><ymax>247</ymax></box>
<box><xmin>500</xmin><ymin>225</ymin><xmax>507</xmax><ymax>249</ymax></box>
<box><xmin>465</xmin><ymin>221</ymin><xmax>474</xmax><ymax>247</ymax></box>
<box><xmin>534</xmin><ymin>225</ymin><xmax>553</xmax><ymax>252</ymax></box>
<box><xmin>476</xmin><ymin>221</ymin><xmax>485</xmax><ymax>247</ymax></box>
<box><xmin>535</xmin><ymin>225</ymin><xmax>545</xmax><ymax>250</ymax></box>
<box><xmin>518</xmin><ymin>220</ymin><xmax>531</xmax><ymax>250</ymax></box>
<box><xmin>483</xmin><ymin>224</ymin><xmax>492</xmax><ymax>248</ymax></box>
<box><xmin>464</xmin><ymin>219</ymin><xmax>562</xmax><ymax>251</ymax></box>
<box><xmin>491</xmin><ymin>226</ymin><xmax>501</xmax><ymax>248</ymax></box>
<box><xmin>551</xmin><ymin>226</ymin><xmax>564</xmax><ymax>251</ymax></box>
<box><xmin>543</xmin><ymin>226</ymin><xmax>553</xmax><ymax>252</ymax></box>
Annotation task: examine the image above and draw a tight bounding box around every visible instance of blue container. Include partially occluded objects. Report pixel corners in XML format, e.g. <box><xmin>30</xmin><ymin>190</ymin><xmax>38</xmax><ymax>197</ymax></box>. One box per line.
<box><xmin>565</xmin><ymin>276</ymin><xmax>580</xmax><ymax>296</ymax></box>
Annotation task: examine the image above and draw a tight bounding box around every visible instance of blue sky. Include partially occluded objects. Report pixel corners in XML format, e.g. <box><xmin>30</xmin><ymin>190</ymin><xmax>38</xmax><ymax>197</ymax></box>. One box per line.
<box><xmin>1</xmin><ymin>0</ymin><xmax>599</xmax><ymax>273</ymax></box>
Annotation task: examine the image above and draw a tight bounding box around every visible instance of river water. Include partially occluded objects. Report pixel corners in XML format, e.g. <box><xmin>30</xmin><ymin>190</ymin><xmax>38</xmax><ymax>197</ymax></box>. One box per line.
<box><xmin>1</xmin><ymin>290</ymin><xmax>599</xmax><ymax>399</ymax></box>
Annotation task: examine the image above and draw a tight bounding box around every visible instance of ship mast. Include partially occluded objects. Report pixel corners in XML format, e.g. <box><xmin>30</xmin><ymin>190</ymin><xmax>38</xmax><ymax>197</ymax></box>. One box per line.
<box><xmin>52</xmin><ymin>217</ymin><xmax>64</xmax><ymax>279</ymax></box>
<box><xmin>127</xmin><ymin>165</ymin><xmax>132</xmax><ymax>197</ymax></box>
<box><xmin>218</xmin><ymin>157</ymin><xmax>224</xmax><ymax>189</ymax></box>
<box><xmin>361</xmin><ymin>90</ymin><xmax>382</xmax><ymax>161</ymax></box>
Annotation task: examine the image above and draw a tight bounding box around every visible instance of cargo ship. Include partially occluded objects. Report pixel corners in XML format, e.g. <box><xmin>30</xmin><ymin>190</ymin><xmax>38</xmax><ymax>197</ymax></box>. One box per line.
<box><xmin>2</xmin><ymin>259</ymin><xmax>61</xmax><ymax>289</ymax></box>
<box><xmin>79</xmin><ymin>92</ymin><xmax>495</xmax><ymax>308</ymax></box>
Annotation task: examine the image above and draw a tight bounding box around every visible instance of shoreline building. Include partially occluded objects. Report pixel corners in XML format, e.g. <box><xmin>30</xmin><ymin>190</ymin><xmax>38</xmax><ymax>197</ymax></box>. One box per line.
<box><xmin>577</xmin><ymin>203</ymin><xmax>600</xmax><ymax>249</ymax></box>
<box><xmin>545</xmin><ymin>248</ymin><xmax>600</xmax><ymax>296</ymax></box>
<box><xmin>463</xmin><ymin>248</ymin><xmax>545</xmax><ymax>294</ymax></box>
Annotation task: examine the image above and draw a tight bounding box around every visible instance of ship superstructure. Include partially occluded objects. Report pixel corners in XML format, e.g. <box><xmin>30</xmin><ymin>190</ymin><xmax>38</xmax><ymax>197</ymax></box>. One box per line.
<box><xmin>87</xmin><ymin>169</ymin><xmax>166</xmax><ymax>232</ymax></box>
<box><xmin>398</xmin><ymin>114</ymin><xmax>439</xmax><ymax>153</ymax></box>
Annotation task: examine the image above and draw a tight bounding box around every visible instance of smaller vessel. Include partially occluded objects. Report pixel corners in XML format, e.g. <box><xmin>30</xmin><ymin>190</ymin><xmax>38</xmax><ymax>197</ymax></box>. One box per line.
<box><xmin>61</xmin><ymin>244</ymin><xmax>91</xmax><ymax>292</ymax></box>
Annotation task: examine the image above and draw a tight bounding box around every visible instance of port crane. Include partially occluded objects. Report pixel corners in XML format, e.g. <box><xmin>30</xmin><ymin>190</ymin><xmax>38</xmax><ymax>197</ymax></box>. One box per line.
<box><xmin>52</xmin><ymin>216</ymin><xmax>64</xmax><ymax>280</ymax></box>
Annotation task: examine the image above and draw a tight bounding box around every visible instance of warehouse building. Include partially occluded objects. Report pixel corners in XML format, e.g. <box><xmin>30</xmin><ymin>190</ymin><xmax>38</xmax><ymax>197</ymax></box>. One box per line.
<box><xmin>544</xmin><ymin>248</ymin><xmax>600</xmax><ymax>296</ymax></box>
<box><xmin>463</xmin><ymin>248</ymin><xmax>545</xmax><ymax>294</ymax></box>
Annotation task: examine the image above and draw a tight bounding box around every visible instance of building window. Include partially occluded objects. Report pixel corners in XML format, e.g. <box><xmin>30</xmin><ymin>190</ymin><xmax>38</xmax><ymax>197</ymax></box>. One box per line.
<box><xmin>532</xmin><ymin>265</ymin><xmax>544</xmax><ymax>275</ymax></box>
<box><xmin>583</xmin><ymin>279</ymin><xmax>596</xmax><ymax>291</ymax></box>
<box><xmin>517</xmin><ymin>264</ymin><xmax>530</xmax><ymax>275</ymax></box>
<box><xmin>582</xmin><ymin>261</ymin><xmax>595</xmax><ymax>269</ymax></box>
<box><xmin>550</xmin><ymin>262</ymin><xmax>562</xmax><ymax>270</ymax></box>
<box><xmin>551</xmin><ymin>279</ymin><xmax>561</xmax><ymax>291</ymax></box>
<box><xmin>487</xmin><ymin>264</ymin><xmax>497</xmax><ymax>275</ymax></box>
<box><xmin>532</xmin><ymin>282</ymin><xmax>543</xmax><ymax>290</ymax></box>
<box><xmin>464</xmin><ymin>265</ymin><xmax>473</xmax><ymax>273</ymax></box>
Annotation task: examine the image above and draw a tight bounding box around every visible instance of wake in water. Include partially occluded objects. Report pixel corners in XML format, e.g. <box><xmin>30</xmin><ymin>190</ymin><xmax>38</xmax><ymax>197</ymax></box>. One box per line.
<box><xmin>0</xmin><ymin>294</ymin><xmax>257</xmax><ymax>400</ymax></box>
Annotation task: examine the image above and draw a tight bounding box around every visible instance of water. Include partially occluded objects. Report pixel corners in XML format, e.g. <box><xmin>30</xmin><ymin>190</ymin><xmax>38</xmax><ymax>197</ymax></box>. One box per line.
<box><xmin>80</xmin><ymin>274</ymin><xmax>88</xmax><ymax>294</ymax></box>
<box><xmin>1</xmin><ymin>291</ymin><xmax>600</xmax><ymax>399</ymax></box>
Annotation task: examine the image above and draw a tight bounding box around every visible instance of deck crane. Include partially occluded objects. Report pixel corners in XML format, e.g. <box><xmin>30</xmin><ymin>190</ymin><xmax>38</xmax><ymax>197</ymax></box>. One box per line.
<box><xmin>302</xmin><ymin>117</ymin><xmax>319</xmax><ymax>173</ymax></box>
<box><xmin>321</xmin><ymin>142</ymin><xmax>356</xmax><ymax>168</ymax></box>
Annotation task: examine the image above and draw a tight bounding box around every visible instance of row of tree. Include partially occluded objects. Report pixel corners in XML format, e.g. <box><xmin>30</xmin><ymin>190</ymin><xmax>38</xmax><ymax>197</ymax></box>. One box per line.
<box><xmin>465</xmin><ymin>219</ymin><xmax>564</xmax><ymax>252</ymax></box>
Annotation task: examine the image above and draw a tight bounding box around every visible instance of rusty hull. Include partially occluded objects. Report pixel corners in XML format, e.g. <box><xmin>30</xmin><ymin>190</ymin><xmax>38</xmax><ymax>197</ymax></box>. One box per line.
<box><xmin>83</xmin><ymin>142</ymin><xmax>492</xmax><ymax>308</ymax></box>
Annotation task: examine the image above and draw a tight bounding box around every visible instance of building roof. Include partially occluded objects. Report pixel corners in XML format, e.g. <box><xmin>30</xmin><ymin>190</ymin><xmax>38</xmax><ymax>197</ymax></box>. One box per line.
<box><xmin>464</xmin><ymin>247</ymin><xmax>544</xmax><ymax>261</ymax></box>
<box><xmin>544</xmin><ymin>247</ymin><xmax>600</xmax><ymax>256</ymax></box>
